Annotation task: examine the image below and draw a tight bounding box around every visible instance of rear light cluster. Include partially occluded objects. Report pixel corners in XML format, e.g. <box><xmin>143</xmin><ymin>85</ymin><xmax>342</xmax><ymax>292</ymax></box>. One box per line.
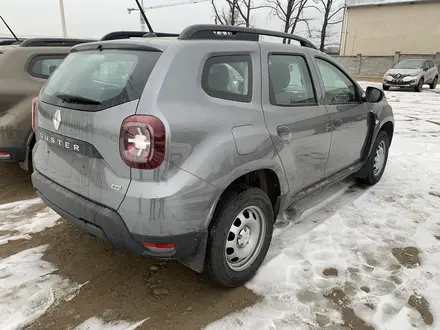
<box><xmin>31</xmin><ymin>97</ymin><xmax>38</xmax><ymax>132</ymax></box>
<box><xmin>119</xmin><ymin>115</ymin><xmax>166</xmax><ymax>170</ymax></box>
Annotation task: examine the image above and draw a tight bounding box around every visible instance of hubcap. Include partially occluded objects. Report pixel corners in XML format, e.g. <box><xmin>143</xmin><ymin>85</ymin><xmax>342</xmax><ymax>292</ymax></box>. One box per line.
<box><xmin>373</xmin><ymin>140</ymin><xmax>386</xmax><ymax>176</ymax></box>
<box><xmin>225</xmin><ymin>206</ymin><xmax>266</xmax><ymax>271</ymax></box>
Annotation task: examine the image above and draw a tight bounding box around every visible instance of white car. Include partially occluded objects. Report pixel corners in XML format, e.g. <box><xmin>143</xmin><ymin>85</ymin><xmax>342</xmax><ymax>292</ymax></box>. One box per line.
<box><xmin>383</xmin><ymin>59</ymin><xmax>438</xmax><ymax>92</ymax></box>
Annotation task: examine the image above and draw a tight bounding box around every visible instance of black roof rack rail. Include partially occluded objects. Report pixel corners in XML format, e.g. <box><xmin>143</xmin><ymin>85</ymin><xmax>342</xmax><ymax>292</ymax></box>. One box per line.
<box><xmin>100</xmin><ymin>31</ymin><xmax>179</xmax><ymax>41</ymax></box>
<box><xmin>178</xmin><ymin>24</ymin><xmax>317</xmax><ymax>49</ymax></box>
<box><xmin>0</xmin><ymin>38</ymin><xmax>26</xmax><ymax>46</ymax></box>
<box><xmin>19</xmin><ymin>38</ymin><xmax>95</xmax><ymax>47</ymax></box>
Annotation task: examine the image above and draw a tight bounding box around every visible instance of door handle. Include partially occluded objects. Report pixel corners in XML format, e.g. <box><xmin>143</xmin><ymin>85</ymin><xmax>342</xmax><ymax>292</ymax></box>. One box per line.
<box><xmin>334</xmin><ymin>119</ymin><xmax>344</xmax><ymax>130</ymax></box>
<box><xmin>277</xmin><ymin>126</ymin><xmax>292</xmax><ymax>140</ymax></box>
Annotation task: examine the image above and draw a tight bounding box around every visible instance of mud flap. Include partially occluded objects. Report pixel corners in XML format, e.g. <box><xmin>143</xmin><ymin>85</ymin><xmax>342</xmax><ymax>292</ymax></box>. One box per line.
<box><xmin>179</xmin><ymin>230</ymin><xmax>208</xmax><ymax>273</ymax></box>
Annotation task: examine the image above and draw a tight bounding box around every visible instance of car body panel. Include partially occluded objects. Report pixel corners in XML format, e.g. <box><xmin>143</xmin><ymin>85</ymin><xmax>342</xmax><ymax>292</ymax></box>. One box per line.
<box><xmin>33</xmin><ymin>100</ymin><xmax>137</xmax><ymax>210</ymax></box>
<box><xmin>308</xmin><ymin>53</ymin><xmax>369</xmax><ymax>176</ymax></box>
<box><xmin>0</xmin><ymin>46</ymin><xmax>71</xmax><ymax>167</ymax></box>
<box><xmin>259</xmin><ymin>42</ymin><xmax>332</xmax><ymax>195</ymax></box>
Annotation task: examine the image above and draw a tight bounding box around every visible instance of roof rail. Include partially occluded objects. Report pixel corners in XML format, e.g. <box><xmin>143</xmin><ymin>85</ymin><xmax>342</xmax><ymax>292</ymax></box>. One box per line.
<box><xmin>19</xmin><ymin>38</ymin><xmax>95</xmax><ymax>47</ymax></box>
<box><xmin>0</xmin><ymin>38</ymin><xmax>26</xmax><ymax>46</ymax></box>
<box><xmin>178</xmin><ymin>24</ymin><xmax>317</xmax><ymax>49</ymax></box>
<box><xmin>100</xmin><ymin>31</ymin><xmax>179</xmax><ymax>41</ymax></box>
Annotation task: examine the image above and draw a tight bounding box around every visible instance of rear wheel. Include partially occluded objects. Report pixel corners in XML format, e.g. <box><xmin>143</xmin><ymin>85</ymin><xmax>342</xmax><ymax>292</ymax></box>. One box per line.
<box><xmin>356</xmin><ymin>130</ymin><xmax>390</xmax><ymax>186</ymax></box>
<box><xmin>430</xmin><ymin>76</ymin><xmax>438</xmax><ymax>90</ymax></box>
<box><xmin>383</xmin><ymin>85</ymin><xmax>390</xmax><ymax>91</ymax></box>
<box><xmin>415</xmin><ymin>78</ymin><xmax>424</xmax><ymax>92</ymax></box>
<box><xmin>205</xmin><ymin>185</ymin><xmax>274</xmax><ymax>287</ymax></box>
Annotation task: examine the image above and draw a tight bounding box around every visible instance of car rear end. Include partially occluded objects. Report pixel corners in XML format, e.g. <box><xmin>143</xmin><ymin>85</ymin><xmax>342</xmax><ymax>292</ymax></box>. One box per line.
<box><xmin>31</xmin><ymin>39</ymin><xmax>217</xmax><ymax>263</ymax></box>
<box><xmin>0</xmin><ymin>45</ymin><xmax>35</xmax><ymax>164</ymax></box>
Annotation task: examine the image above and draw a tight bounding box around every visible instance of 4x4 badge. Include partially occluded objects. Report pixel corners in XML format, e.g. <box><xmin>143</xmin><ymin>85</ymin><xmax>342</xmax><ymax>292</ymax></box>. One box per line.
<box><xmin>53</xmin><ymin>109</ymin><xmax>61</xmax><ymax>131</ymax></box>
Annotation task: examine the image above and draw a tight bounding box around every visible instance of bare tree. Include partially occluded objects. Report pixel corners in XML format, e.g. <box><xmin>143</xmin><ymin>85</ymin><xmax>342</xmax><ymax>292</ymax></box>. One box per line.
<box><xmin>211</xmin><ymin>0</ymin><xmax>267</xmax><ymax>27</ymax></box>
<box><xmin>316</xmin><ymin>0</ymin><xmax>345</xmax><ymax>51</ymax></box>
<box><xmin>235</xmin><ymin>0</ymin><xmax>271</xmax><ymax>27</ymax></box>
<box><xmin>266</xmin><ymin>0</ymin><xmax>314</xmax><ymax>43</ymax></box>
<box><xmin>212</xmin><ymin>0</ymin><xmax>241</xmax><ymax>25</ymax></box>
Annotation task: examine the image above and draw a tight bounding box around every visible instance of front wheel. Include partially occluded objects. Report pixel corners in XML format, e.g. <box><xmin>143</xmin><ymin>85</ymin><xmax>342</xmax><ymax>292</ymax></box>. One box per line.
<box><xmin>356</xmin><ymin>130</ymin><xmax>390</xmax><ymax>186</ymax></box>
<box><xmin>415</xmin><ymin>78</ymin><xmax>424</xmax><ymax>92</ymax></box>
<box><xmin>205</xmin><ymin>185</ymin><xmax>274</xmax><ymax>287</ymax></box>
<box><xmin>430</xmin><ymin>76</ymin><xmax>438</xmax><ymax>90</ymax></box>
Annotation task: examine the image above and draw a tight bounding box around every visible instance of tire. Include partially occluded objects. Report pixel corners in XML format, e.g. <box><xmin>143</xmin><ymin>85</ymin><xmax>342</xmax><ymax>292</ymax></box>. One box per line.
<box><xmin>356</xmin><ymin>130</ymin><xmax>390</xmax><ymax>186</ymax></box>
<box><xmin>415</xmin><ymin>78</ymin><xmax>424</xmax><ymax>92</ymax></box>
<box><xmin>430</xmin><ymin>76</ymin><xmax>438</xmax><ymax>90</ymax></box>
<box><xmin>383</xmin><ymin>85</ymin><xmax>390</xmax><ymax>91</ymax></box>
<box><xmin>205</xmin><ymin>185</ymin><xmax>274</xmax><ymax>288</ymax></box>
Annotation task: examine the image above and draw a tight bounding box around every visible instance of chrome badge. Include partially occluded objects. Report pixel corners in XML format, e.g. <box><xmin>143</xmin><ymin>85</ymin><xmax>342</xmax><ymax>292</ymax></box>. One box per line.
<box><xmin>53</xmin><ymin>109</ymin><xmax>61</xmax><ymax>131</ymax></box>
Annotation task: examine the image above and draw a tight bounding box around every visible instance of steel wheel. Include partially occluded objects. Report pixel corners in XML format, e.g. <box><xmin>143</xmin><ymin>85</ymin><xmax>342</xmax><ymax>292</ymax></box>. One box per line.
<box><xmin>373</xmin><ymin>140</ymin><xmax>386</xmax><ymax>176</ymax></box>
<box><xmin>225</xmin><ymin>205</ymin><xmax>266</xmax><ymax>272</ymax></box>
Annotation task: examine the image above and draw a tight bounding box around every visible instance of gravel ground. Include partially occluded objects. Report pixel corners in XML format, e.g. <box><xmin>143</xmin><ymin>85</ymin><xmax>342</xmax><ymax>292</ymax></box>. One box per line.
<box><xmin>0</xmin><ymin>163</ymin><xmax>259</xmax><ymax>330</ymax></box>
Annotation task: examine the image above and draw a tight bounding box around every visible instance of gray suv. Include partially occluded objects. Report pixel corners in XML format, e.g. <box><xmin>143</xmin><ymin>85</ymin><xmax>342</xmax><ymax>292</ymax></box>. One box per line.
<box><xmin>31</xmin><ymin>25</ymin><xmax>394</xmax><ymax>287</ymax></box>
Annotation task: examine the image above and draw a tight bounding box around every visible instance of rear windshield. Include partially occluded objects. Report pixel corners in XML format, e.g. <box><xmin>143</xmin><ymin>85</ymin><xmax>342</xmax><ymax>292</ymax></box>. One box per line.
<box><xmin>40</xmin><ymin>49</ymin><xmax>161</xmax><ymax>111</ymax></box>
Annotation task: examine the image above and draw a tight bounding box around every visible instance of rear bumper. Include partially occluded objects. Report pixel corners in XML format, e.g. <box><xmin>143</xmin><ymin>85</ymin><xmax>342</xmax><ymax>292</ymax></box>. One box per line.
<box><xmin>0</xmin><ymin>147</ymin><xmax>26</xmax><ymax>163</ymax></box>
<box><xmin>31</xmin><ymin>171</ymin><xmax>204</xmax><ymax>260</ymax></box>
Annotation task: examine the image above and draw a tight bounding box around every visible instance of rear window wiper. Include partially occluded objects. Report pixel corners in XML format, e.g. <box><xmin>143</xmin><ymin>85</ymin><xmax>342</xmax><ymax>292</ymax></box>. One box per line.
<box><xmin>55</xmin><ymin>92</ymin><xmax>101</xmax><ymax>105</ymax></box>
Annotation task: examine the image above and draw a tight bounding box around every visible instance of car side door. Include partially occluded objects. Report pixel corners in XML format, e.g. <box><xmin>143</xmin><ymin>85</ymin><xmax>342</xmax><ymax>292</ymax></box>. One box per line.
<box><xmin>312</xmin><ymin>56</ymin><xmax>369</xmax><ymax>176</ymax></box>
<box><xmin>260</xmin><ymin>44</ymin><xmax>332</xmax><ymax>194</ymax></box>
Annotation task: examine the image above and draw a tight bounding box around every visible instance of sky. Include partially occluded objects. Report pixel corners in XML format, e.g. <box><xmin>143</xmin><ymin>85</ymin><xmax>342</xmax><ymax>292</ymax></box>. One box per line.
<box><xmin>0</xmin><ymin>0</ymin><xmax>340</xmax><ymax>44</ymax></box>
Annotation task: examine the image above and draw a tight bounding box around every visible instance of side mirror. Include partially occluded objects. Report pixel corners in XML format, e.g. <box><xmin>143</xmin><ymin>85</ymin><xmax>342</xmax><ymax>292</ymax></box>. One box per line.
<box><xmin>365</xmin><ymin>86</ymin><xmax>384</xmax><ymax>103</ymax></box>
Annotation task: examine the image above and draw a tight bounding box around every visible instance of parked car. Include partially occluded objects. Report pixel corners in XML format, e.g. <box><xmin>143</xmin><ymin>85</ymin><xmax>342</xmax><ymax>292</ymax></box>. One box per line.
<box><xmin>383</xmin><ymin>59</ymin><xmax>438</xmax><ymax>92</ymax></box>
<box><xmin>31</xmin><ymin>25</ymin><xmax>394</xmax><ymax>288</ymax></box>
<box><xmin>0</xmin><ymin>38</ymin><xmax>94</xmax><ymax>171</ymax></box>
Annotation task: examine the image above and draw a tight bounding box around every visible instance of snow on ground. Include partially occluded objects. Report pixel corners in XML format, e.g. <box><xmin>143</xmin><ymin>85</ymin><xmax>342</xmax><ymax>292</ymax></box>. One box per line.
<box><xmin>0</xmin><ymin>198</ymin><xmax>60</xmax><ymax>245</ymax></box>
<box><xmin>206</xmin><ymin>84</ymin><xmax>440</xmax><ymax>330</ymax></box>
<box><xmin>0</xmin><ymin>245</ymin><xmax>85</xmax><ymax>330</ymax></box>
<box><xmin>74</xmin><ymin>317</ymin><xmax>149</xmax><ymax>330</ymax></box>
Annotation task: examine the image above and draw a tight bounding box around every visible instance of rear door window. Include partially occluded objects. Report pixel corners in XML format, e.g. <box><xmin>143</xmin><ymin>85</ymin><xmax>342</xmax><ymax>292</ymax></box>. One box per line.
<box><xmin>40</xmin><ymin>50</ymin><xmax>161</xmax><ymax>111</ymax></box>
<box><xmin>28</xmin><ymin>55</ymin><xmax>66</xmax><ymax>79</ymax></box>
<box><xmin>268</xmin><ymin>54</ymin><xmax>316</xmax><ymax>106</ymax></box>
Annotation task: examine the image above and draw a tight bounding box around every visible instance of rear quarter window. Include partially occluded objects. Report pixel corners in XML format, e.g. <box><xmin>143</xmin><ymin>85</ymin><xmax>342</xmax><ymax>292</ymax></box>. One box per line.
<box><xmin>28</xmin><ymin>55</ymin><xmax>66</xmax><ymax>79</ymax></box>
<box><xmin>201</xmin><ymin>54</ymin><xmax>252</xmax><ymax>103</ymax></box>
<box><xmin>40</xmin><ymin>49</ymin><xmax>161</xmax><ymax>111</ymax></box>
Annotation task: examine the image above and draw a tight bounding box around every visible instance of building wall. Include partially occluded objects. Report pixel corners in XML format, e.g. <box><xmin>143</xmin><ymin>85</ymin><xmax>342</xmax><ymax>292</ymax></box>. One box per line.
<box><xmin>340</xmin><ymin>2</ymin><xmax>440</xmax><ymax>56</ymax></box>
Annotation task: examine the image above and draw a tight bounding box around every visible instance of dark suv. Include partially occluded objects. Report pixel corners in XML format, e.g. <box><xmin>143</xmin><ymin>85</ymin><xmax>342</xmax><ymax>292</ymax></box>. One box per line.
<box><xmin>31</xmin><ymin>25</ymin><xmax>394</xmax><ymax>287</ymax></box>
<box><xmin>0</xmin><ymin>38</ymin><xmax>93</xmax><ymax>171</ymax></box>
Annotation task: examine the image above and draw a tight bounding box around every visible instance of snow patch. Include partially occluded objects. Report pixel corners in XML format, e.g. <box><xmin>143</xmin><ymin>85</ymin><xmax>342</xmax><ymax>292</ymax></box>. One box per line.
<box><xmin>0</xmin><ymin>245</ymin><xmax>83</xmax><ymax>330</ymax></box>
<box><xmin>0</xmin><ymin>198</ymin><xmax>60</xmax><ymax>245</ymax></box>
<box><xmin>74</xmin><ymin>317</ymin><xmax>149</xmax><ymax>330</ymax></box>
<box><xmin>206</xmin><ymin>84</ymin><xmax>440</xmax><ymax>329</ymax></box>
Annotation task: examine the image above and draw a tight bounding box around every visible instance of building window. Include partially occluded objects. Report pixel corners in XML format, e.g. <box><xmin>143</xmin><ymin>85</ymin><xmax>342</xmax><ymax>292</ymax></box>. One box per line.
<box><xmin>268</xmin><ymin>54</ymin><xmax>316</xmax><ymax>106</ymax></box>
<box><xmin>202</xmin><ymin>54</ymin><xmax>252</xmax><ymax>103</ymax></box>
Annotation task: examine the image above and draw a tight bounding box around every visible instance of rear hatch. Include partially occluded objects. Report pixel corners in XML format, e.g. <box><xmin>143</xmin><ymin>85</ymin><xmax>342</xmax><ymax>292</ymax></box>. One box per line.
<box><xmin>33</xmin><ymin>44</ymin><xmax>161</xmax><ymax>209</ymax></box>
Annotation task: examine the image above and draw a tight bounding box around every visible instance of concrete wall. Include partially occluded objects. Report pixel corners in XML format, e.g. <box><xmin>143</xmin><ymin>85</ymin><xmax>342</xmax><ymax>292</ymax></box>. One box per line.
<box><xmin>333</xmin><ymin>52</ymin><xmax>440</xmax><ymax>77</ymax></box>
<box><xmin>340</xmin><ymin>1</ymin><xmax>440</xmax><ymax>56</ymax></box>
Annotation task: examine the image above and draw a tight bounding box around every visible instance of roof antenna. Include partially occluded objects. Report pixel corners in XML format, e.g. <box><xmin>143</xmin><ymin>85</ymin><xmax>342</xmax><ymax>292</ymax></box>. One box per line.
<box><xmin>133</xmin><ymin>0</ymin><xmax>154</xmax><ymax>34</ymax></box>
<box><xmin>0</xmin><ymin>16</ymin><xmax>19</xmax><ymax>43</ymax></box>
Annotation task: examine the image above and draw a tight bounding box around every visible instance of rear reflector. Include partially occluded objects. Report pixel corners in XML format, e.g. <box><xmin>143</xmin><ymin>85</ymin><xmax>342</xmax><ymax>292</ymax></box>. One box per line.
<box><xmin>142</xmin><ymin>242</ymin><xmax>176</xmax><ymax>253</ymax></box>
<box><xmin>0</xmin><ymin>152</ymin><xmax>10</xmax><ymax>160</ymax></box>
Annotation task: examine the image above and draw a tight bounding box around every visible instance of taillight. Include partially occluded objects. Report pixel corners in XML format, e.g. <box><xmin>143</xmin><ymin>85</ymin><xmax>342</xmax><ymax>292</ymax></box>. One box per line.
<box><xmin>119</xmin><ymin>115</ymin><xmax>166</xmax><ymax>170</ymax></box>
<box><xmin>31</xmin><ymin>97</ymin><xmax>38</xmax><ymax>131</ymax></box>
